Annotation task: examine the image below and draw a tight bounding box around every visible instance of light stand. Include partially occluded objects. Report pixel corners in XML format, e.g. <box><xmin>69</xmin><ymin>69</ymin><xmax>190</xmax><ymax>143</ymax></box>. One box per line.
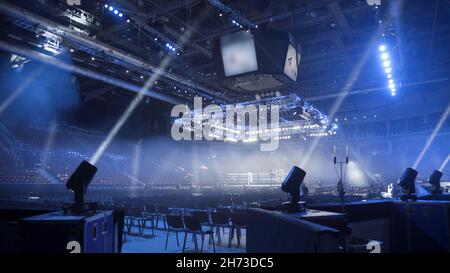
<box><xmin>333</xmin><ymin>145</ymin><xmax>349</xmax><ymax>201</ymax></box>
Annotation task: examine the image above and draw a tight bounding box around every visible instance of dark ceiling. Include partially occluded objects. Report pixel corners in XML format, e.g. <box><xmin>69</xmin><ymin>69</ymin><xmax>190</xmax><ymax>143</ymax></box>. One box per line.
<box><xmin>0</xmin><ymin>0</ymin><xmax>449</xmax><ymax>116</ymax></box>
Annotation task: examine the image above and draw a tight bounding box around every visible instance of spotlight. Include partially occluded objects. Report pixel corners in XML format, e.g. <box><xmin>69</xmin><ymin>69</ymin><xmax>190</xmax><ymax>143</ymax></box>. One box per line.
<box><xmin>383</xmin><ymin>60</ymin><xmax>391</xmax><ymax>67</ymax></box>
<box><xmin>65</xmin><ymin>160</ymin><xmax>97</xmax><ymax>208</ymax></box>
<box><xmin>281</xmin><ymin>166</ymin><xmax>306</xmax><ymax>212</ymax></box>
<box><xmin>172</xmin><ymin>47</ymin><xmax>176</xmax><ymax>51</ymax></box>
<box><xmin>381</xmin><ymin>53</ymin><xmax>389</xmax><ymax>60</ymax></box>
<box><xmin>398</xmin><ymin>167</ymin><xmax>418</xmax><ymax>201</ymax></box>
<box><xmin>91</xmin><ymin>57</ymin><xmax>95</xmax><ymax>61</ymax></box>
<box><xmin>166</xmin><ymin>43</ymin><xmax>170</xmax><ymax>47</ymax></box>
<box><xmin>385</xmin><ymin>67</ymin><xmax>392</xmax><ymax>74</ymax></box>
<box><xmin>119</xmin><ymin>13</ymin><xmax>123</xmax><ymax>17</ymax></box>
<box><xmin>127</xmin><ymin>19</ymin><xmax>130</xmax><ymax>23</ymax></box>
<box><xmin>389</xmin><ymin>83</ymin><xmax>395</xmax><ymax>89</ymax></box>
<box><xmin>114</xmin><ymin>10</ymin><xmax>118</xmax><ymax>15</ymax></box>
<box><xmin>428</xmin><ymin>170</ymin><xmax>443</xmax><ymax>195</ymax></box>
<box><xmin>105</xmin><ymin>4</ymin><xmax>108</xmax><ymax>8</ymax></box>
<box><xmin>109</xmin><ymin>6</ymin><xmax>114</xmax><ymax>11</ymax></box>
<box><xmin>379</xmin><ymin>45</ymin><xmax>387</xmax><ymax>52</ymax></box>
<box><xmin>387</xmin><ymin>74</ymin><xmax>392</xmax><ymax>79</ymax></box>
<box><xmin>70</xmin><ymin>48</ymin><xmax>74</xmax><ymax>53</ymax></box>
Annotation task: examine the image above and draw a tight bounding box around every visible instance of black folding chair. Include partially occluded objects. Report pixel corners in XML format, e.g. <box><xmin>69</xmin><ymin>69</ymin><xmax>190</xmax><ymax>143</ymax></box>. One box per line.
<box><xmin>183</xmin><ymin>216</ymin><xmax>215</xmax><ymax>253</ymax></box>
<box><xmin>125</xmin><ymin>207</ymin><xmax>144</xmax><ymax>236</ymax></box>
<box><xmin>211</xmin><ymin>212</ymin><xmax>230</xmax><ymax>245</ymax></box>
<box><xmin>192</xmin><ymin>210</ymin><xmax>211</xmax><ymax>227</ymax></box>
<box><xmin>165</xmin><ymin>215</ymin><xmax>184</xmax><ymax>250</ymax></box>
<box><xmin>228</xmin><ymin>211</ymin><xmax>247</xmax><ymax>247</ymax></box>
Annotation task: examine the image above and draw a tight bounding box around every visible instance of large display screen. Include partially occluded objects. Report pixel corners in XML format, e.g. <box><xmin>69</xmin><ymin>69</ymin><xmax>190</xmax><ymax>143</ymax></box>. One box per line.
<box><xmin>221</xmin><ymin>31</ymin><xmax>258</xmax><ymax>77</ymax></box>
<box><xmin>284</xmin><ymin>43</ymin><xmax>298</xmax><ymax>81</ymax></box>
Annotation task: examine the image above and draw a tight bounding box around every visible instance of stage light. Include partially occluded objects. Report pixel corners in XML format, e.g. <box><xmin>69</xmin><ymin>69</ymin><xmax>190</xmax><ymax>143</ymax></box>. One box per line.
<box><xmin>126</xmin><ymin>70</ymin><xmax>129</xmax><ymax>73</ymax></box>
<box><xmin>127</xmin><ymin>19</ymin><xmax>130</xmax><ymax>23</ymax></box>
<box><xmin>66</xmin><ymin>160</ymin><xmax>97</xmax><ymax>205</ymax></box>
<box><xmin>166</xmin><ymin>43</ymin><xmax>170</xmax><ymax>47</ymax></box>
<box><xmin>383</xmin><ymin>60</ymin><xmax>390</xmax><ymax>67</ymax></box>
<box><xmin>281</xmin><ymin>166</ymin><xmax>306</xmax><ymax>212</ymax></box>
<box><xmin>109</xmin><ymin>6</ymin><xmax>113</xmax><ymax>11</ymax></box>
<box><xmin>428</xmin><ymin>170</ymin><xmax>443</xmax><ymax>195</ymax></box>
<box><xmin>219</xmin><ymin>13</ymin><xmax>223</xmax><ymax>17</ymax></box>
<box><xmin>381</xmin><ymin>53</ymin><xmax>389</xmax><ymax>60</ymax></box>
<box><xmin>398</xmin><ymin>167</ymin><xmax>418</xmax><ymax>201</ymax></box>
<box><xmin>385</xmin><ymin>67</ymin><xmax>392</xmax><ymax>74</ymax></box>
<box><xmin>387</xmin><ymin>74</ymin><xmax>392</xmax><ymax>78</ymax></box>
<box><xmin>379</xmin><ymin>45</ymin><xmax>386</xmax><ymax>52</ymax></box>
<box><xmin>172</xmin><ymin>47</ymin><xmax>176</xmax><ymax>51</ymax></box>
<box><xmin>119</xmin><ymin>13</ymin><xmax>123</xmax><ymax>17</ymax></box>
<box><xmin>140</xmin><ymin>75</ymin><xmax>144</xmax><ymax>79</ymax></box>
<box><xmin>70</xmin><ymin>48</ymin><xmax>74</xmax><ymax>53</ymax></box>
<box><xmin>389</xmin><ymin>83</ymin><xmax>395</xmax><ymax>89</ymax></box>
<box><xmin>91</xmin><ymin>57</ymin><xmax>95</xmax><ymax>61</ymax></box>
<box><xmin>388</xmin><ymin>79</ymin><xmax>394</xmax><ymax>84</ymax></box>
<box><xmin>105</xmin><ymin>4</ymin><xmax>108</xmax><ymax>8</ymax></box>
<box><xmin>114</xmin><ymin>10</ymin><xmax>119</xmax><ymax>15</ymax></box>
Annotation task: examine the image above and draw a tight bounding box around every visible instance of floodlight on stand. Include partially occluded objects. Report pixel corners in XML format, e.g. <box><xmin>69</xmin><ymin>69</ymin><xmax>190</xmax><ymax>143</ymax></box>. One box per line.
<box><xmin>428</xmin><ymin>170</ymin><xmax>443</xmax><ymax>195</ymax></box>
<box><xmin>398</xmin><ymin>167</ymin><xmax>418</xmax><ymax>201</ymax></box>
<box><xmin>281</xmin><ymin>166</ymin><xmax>307</xmax><ymax>212</ymax></box>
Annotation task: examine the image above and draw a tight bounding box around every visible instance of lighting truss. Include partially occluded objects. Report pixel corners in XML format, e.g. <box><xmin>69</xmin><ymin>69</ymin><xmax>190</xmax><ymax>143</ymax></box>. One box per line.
<box><xmin>62</xmin><ymin>6</ymin><xmax>94</xmax><ymax>26</ymax></box>
<box><xmin>207</xmin><ymin>0</ymin><xmax>258</xmax><ymax>30</ymax></box>
<box><xmin>174</xmin><ymin>94</ymin><xmax>338</xmax><ymax>142</ymax></box>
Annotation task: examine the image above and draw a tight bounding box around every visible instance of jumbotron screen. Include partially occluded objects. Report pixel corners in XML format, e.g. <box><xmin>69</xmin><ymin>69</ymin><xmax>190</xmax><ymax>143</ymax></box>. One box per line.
<box><xmin>221</xmin><ymin>31</ymin><xmax>258</xmax><ymax>77</ymax></box>
<box><xmin>284</xmin><ymin>43</ymin><xmax>298</xmax><ymax>81</ymax></box>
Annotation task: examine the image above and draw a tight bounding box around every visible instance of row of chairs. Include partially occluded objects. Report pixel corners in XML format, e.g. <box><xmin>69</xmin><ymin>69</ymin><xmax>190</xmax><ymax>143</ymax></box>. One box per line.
<box><xmin>122</xmin><ymin>205</ymin><xmax>247</xmax><ymax>252</ymax></box>
<box><xmin>166</xmin><ymin>215</ymin><xmax>215</xmax><ymax>253</ymax></box>
<box><xmin>165</xmin><ymin>209</ymin><xmax>247</xmax><ymax>252</ymax></box>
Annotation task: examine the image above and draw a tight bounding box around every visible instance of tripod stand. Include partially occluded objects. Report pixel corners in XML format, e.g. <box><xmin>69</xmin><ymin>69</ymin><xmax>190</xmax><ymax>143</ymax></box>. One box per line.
<box><xmin>333</xmin><ymin>145</ymin><xmax>348</xmax><ymax>201</ymax></box>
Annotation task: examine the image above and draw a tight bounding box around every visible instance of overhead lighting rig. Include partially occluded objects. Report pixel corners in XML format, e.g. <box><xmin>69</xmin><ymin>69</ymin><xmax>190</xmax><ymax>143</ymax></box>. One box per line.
<box><xmin>207</xmin><ymin>0</ymin><xmax>258</xmax><ymax>30</ymax></box>
<box><xmin>174</xmin><ymin>94</ymin><xmax>337</xmax><ymax>143</ymax></box>
<box><xmin>103</xmin><ymin>2</ymin><xmax>180</xmax><ymax>55</ymax></box>
<box><xmin>372</xmin><ymin>2</ymin><xmax>399</xmax><ymax>96</ymax></box>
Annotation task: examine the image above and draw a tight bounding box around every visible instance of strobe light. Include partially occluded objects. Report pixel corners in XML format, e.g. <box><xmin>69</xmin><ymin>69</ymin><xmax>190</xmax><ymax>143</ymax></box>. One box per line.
<box><xmin>65</xmin><ymin>160</ymin><xmax>97</xmax><ymax>212</ymax></box>
<box><xmin>281</xmin><ymin>166</ymin><xmax>306</xmax><ymax>212</ymax></box>
<box><xmin>398</xmin><ymin>167</ymin><xmax>418</xmax><ymax>201</ymax></box>
<box><xmin>428</xmin><ymin>170</ymin><xmax>443</xmax><ymax>195</ymax></box>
